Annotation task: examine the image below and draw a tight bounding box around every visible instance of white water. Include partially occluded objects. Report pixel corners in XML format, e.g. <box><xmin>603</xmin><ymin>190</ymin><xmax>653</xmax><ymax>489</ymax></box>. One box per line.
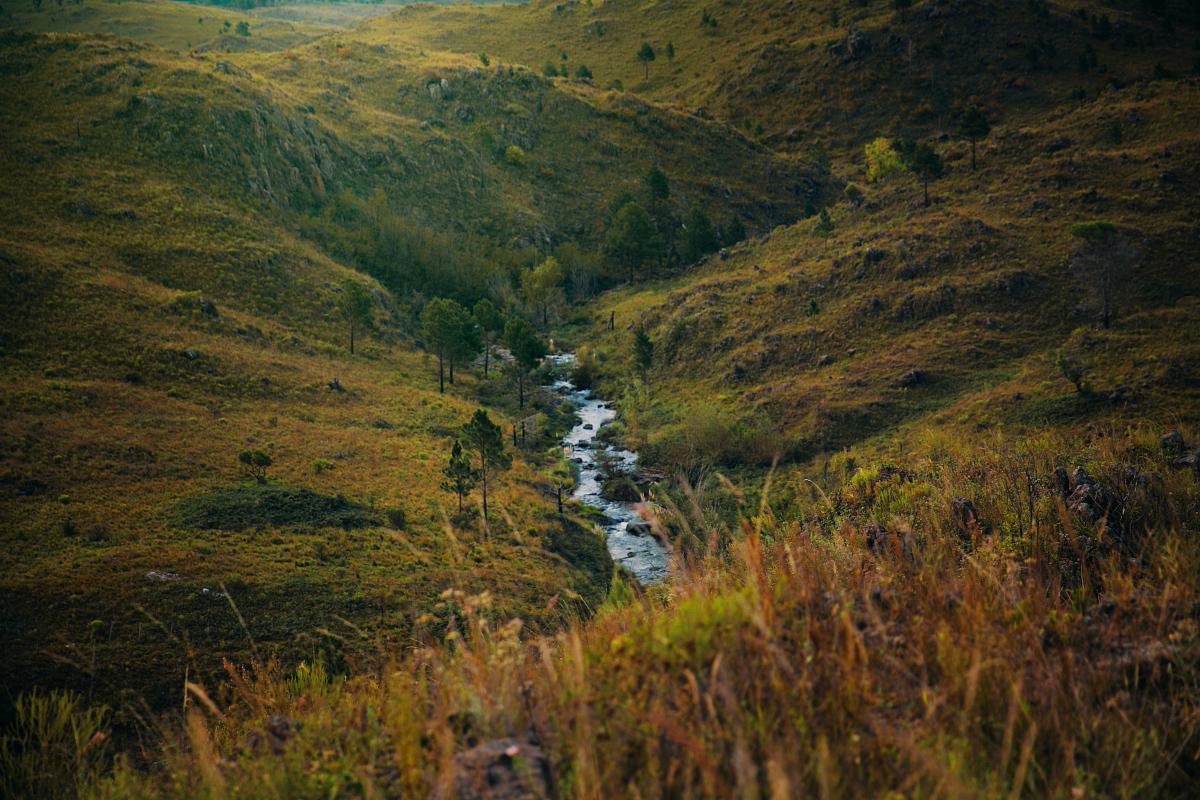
<box><xmin>547</xmin><ymin>354</ymin><xmax>668</xmax><ymax>583</ymax></box>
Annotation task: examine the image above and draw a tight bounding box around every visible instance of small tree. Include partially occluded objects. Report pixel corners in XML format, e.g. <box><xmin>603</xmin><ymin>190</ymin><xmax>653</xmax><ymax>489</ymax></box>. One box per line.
<box><xmin>461</xmin><ymin>410</ymin><xmax>511</xmax><ymax>526</ymax></box>
<box><xmin>892</xmin><ymin>138</ymin><xmax>944</xmax><ymax>207</ymax></box>
<box><xmin>503</xmin><ymin>316</ymin><xmax>547</xmax><ymax>408</ymax></box>
<box><xmin>521</xmin><ymin>256</ymin><xmax>565</xmax><ymax>327</ymax></box>
<box><xmin>1069</xmin><ymin>221</ymin><xmax>1136</xmax><ymax>329</ymax></box>
<box><xmin>606</xmin><ymin>201</ymin><xmax>662</xmax><ymax>282</ymax></box>
<box><xmin>666</xmin><ymin>41</ymin><xmax>676</xmax><ymax>60</ymax></box>
<box><xmin>421</xmin><ymin>298</ymin><xmax>472</xmax><ymax>393</ymax></box>
<box><xmin>441</xmin><ymin>440</ymin><xmax>479</xmax><ymax>513</ymax></box>
<box><xmin>865</xmin><ymin>137</ymin><xmax>904</xmax><ymax>183</ymax></box>
<box><xmin>637</xmin><ymin>42</ymin><xmax>656</xmax><ymax>79</ymax></box>
<box><xmin>238</xmin><ymin>449</ymin><xmax>272</xmax><ymax>484</ymax></box>
<box><xmin>336</xmin><ymin>279</ymin><xmax>373</xmax><ymax>355</ymax></box>
<box><xmin>956</xmin><ymin>106</ymin><xmax>991</xmax><ymax>170</ymax></box>
<box><xmin>644</xmin><ymin>165</ymin><xmax>670</xmax><ymax>200</ymax></box>
<box><xmin>235</xmin><ymin>20</ymin><xmax>250</xmax><ymax>37</ymax></box>
<box><xmin>814</xmin><ymin>208</ymin><xmax>834</xmax><ymax>237</ymax></box>
<box><xmin>575</xmin><ymin>64</ymin><xmax>593</xmax><ymax>80</ymax></box>
<box><xmin>633</xmin><ymin>325</ymin><xmax>653</xmax><ymax>383</ymax></box>
<box><xmin>473</xmin><ymin>298</ymin><xmax>504</xmax><ymax>376</ymax></box>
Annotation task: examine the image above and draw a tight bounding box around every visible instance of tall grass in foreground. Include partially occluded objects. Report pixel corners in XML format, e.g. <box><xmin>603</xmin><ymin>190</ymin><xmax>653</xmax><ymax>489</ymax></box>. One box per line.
<box><xmin>6</xmin><ymin>427</ymin><xmax>1200</xmax><ymax>798</ymax></box>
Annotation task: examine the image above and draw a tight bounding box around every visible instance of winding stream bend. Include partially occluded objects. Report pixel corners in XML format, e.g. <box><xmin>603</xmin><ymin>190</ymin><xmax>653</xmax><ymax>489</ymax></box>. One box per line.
<box><xmin>547</xmin><ymin>354</ymin><xmax>669</xmax><ymax>584</ymax></box>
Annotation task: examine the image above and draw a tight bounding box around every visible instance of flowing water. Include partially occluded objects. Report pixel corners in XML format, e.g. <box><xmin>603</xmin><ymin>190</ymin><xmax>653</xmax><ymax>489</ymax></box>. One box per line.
<box><xmin>547</xmin><ymin>354</ymin><xmax>669</xmax><ymax>583</ymax></box>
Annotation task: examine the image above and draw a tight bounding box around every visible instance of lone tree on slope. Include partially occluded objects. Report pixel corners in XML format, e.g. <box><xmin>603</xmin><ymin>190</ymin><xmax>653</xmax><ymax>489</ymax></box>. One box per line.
<box><xmin>637</xmin><ymin>42</ymin><xmax>656</xmax><ymax>80</ymax></box>
<box><xmin>337</xmin><ymin>279</ymin><xmax>373</xmax><ymax>355</ymax></box>
<box><xmin>893</xmin><ymin>138</ymin><xmax>944</xmax><ymax>207</ymax></box>
<box><xmin>1069</xmin><ymin>221</ymin><xmax>1137</xmax><ymax>330</ymax></box>
<box><xmin>956</xmin><ymin>106</ymin><xmax>991</xmax><ymax>170</ymax></box>
<box><xmin>461</xmin><ymin>409</ymin><xmax>511</xmax><ymax>527</ymax></box>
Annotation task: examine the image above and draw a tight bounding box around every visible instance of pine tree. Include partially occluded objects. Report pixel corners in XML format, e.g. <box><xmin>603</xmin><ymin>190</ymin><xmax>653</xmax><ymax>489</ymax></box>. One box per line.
<box><xmin>336</xmin><ymin>279</ymin><xmax>373</xmax><ymax>355</ymax></box>
<box><xmin>461</xmin><ymin>410</ymin><xmax>511</xmax><ymax>525</ymax></box>
<box><xmin>956</xmin><ymin>106</ymin><xmax>991</xmax><ymax>170</ymax></box>
<box><xmin>814</xmin><ymin>208</ymin><xmax>834</xmax><ymax>237</ymax></box>
<box><xmin>441</xmin><ymin>440</ymin><xmax>479</xmax><ymax>513</ymax></box>
<box><xmin>503</xmin><ymin>316</ymin><xmax>547</xmax><ymax>408</ymax></box>
<box><xmin>637</xmin><ymin>42</ymin><xmax>656</xmax><ymax>79</ymax></box>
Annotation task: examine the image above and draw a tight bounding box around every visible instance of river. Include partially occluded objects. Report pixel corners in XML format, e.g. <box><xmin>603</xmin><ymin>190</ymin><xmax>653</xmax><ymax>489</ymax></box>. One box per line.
<box><xmin>547</xmin><ymin>354</ymin><xmax>669</xmax><ymax>583</ymax></box>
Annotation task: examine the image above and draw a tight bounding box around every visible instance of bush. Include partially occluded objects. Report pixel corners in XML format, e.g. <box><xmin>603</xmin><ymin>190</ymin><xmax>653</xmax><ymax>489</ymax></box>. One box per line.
<box><xmin>504</xmin><ymin>144</ymin><xmax>527</xmax><ymax>166</ymax></box>
<box><xmin>385</xmin><ymin>507</ymin><xmax>407</xmax><ymax>530</ymax></box>
<box><xmin>173</xmin><ymin>484</ymin><xmax>384</xmax><ymax>531</ymax></box>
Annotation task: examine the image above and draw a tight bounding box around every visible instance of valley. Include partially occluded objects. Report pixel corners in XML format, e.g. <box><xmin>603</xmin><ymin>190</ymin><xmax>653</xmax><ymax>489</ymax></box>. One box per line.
<box><xmin>1</xmin><ymin>1</ymin><xmax>1199</xmax><ymax>797</ymax></box>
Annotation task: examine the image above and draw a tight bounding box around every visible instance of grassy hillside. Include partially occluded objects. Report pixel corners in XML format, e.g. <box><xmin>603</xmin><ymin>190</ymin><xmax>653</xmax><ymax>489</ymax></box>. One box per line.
<box><xmin>362</xmin><ymin>0</ymin><xmax>1200</xmax><ymax>152</ymax></box>
<box><xmin>1</xmin><ymin>0</ymin><xmax>420</xmax><ymax>53</ymax></box>
<box><xmin>0</xmin><ymin>28</ymin><xmax>622</xmax><ymax>712</ymax></box>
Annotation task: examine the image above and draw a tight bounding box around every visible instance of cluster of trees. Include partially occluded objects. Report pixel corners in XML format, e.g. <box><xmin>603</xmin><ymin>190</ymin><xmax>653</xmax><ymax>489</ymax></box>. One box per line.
<box><xmin>605</xmin><ymin>166</ymin><xmax>745</xmax><ymax>281</ymax></box>
<box><xmin>418</xmin><ymin>298</ymin><xmax>547</xmax><ymax>405</ymax></box>
<box><xmin>862</xmin><ymin>106</ymin><xmax>992</xmax><ymax>206</ymax></box>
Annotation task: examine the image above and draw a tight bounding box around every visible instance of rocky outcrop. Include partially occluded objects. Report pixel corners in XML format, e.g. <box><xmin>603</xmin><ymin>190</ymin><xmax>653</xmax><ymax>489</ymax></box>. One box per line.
<box><xmin>452</xmin><ymin>738</ymin><xmax>551</xmax><ymax>800</ymax></box>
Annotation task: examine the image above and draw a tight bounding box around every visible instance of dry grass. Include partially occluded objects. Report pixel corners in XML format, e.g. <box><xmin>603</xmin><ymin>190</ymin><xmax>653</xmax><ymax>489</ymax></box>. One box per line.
<box><xmin>7</xmin><ymin>426</ymin><xmax>1195</xmax><ymax>798</ymax></box>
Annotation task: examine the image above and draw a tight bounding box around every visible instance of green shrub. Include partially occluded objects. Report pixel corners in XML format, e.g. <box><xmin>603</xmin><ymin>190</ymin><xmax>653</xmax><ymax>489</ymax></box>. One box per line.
<box><xmin>173</xmin><ymin>484</ymin><xmax>383</xmax><ymax>531</ymax></box>
<box><xmin>504</xmin><ymin>144</ymin><xmax>527</xmax><ymax>166</ymax></box>
<box><xmin>385</xmin><ymin>507</ymin><xmax>407</xmax><ymax>530</ymax></box>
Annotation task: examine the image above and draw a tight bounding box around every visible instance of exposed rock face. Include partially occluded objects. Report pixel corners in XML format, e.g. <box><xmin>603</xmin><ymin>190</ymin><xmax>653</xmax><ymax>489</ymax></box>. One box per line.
<box><xmin>452</xmin><ymin>738</ymin><xmax>550</xmax><ymax>800</ymax></box>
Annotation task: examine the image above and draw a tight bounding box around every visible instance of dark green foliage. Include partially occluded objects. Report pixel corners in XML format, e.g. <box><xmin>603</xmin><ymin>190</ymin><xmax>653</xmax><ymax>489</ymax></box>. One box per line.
<box><xmin>681</xmin><ymin>205</ymin><xmax>720</xmax><ymax>264</ymax></box>
<box><xmin>956</xmin><ymin>106</ymin><xmax>991</xmax><ymax>170</ymax></box>
<box><xmin>575</xmin><ymin>64</ymin><xmax>592</xmax><ymax>80</ymax></box>
<box><xmin>892</xmin><ymin>138</ymin><xmax>944</xmax><ymax>206</ymax></box>
<box><xmin>238</xmin><ymin>449</ymin><xmax>272</xmax><ymax>484</ymax></box>
<box><xmin>441</xmin><ymin>440</ymin><xmax>479</xmax><ymax>513</ymax></box>
<box><xmin>173</xmin><ymin>484</ymin><xmax>382</xmax><ymax>531</ymax></box>
<box><xmin>814</xmin><ymin>208</ymin><xmax>834</xmax><ymax>237</ymax></box>
<box><xmin>666</xmin><ymin>41</ymin><xmax>676</xmax><ymax>60</ymax></box>
<box><xmin>421</xmin><ymin>298</ymin><xmax>476</xmax><ymax>392</ymax></box>
<box><xmin>644</xmin><ymin>165</ymin><xmax>670</xmax><ymax>200</ymax></box>
<box><xmin>633</xmin><ymin>325</ymin><xmax>653</xmax><ymax>381</ymax></box>
<box><xmin>235</xmin><ymin>20</ymin><xmax>250</xmax><ymax>37</ymax></box>
<box><xmin>385</xmin><ymin>507</ymin><xmax>407</xmax><ymax>530</ymax></box>
<box><xmin>637</xmin><ymin>42</ymin><xmax>656</xmax><ymax>79</ymax></box>
<box><xmin>606</xmin><ymin>201</ymin><xmax>663</xmax><ymax>281</ymax></box>
<box><xmin>503</xmin><ymin>316</ymin><xmax>547</xmax><ymax>408</ymax></box>
<box><xmin>461</xmin><ymin>409</ymin><xmax>511</xmax><ymax>523</ymax></box>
